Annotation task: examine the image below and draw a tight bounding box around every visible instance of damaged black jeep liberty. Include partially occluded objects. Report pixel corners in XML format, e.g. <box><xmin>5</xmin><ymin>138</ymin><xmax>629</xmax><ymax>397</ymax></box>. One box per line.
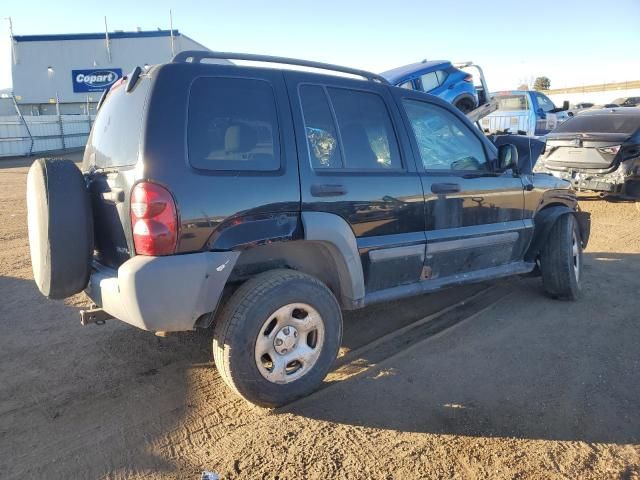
<box><xmin>27</xmin><ymin>52</ymin><xmax>590</xmax><ymax>406</ymax></box>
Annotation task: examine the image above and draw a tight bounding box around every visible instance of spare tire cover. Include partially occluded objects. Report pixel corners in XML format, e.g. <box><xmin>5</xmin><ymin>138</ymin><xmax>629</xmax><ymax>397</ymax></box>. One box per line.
<box><xmin>27</xmin><ymin>158</ymin><xmax>93</xmax><ymax>299</ymax></box>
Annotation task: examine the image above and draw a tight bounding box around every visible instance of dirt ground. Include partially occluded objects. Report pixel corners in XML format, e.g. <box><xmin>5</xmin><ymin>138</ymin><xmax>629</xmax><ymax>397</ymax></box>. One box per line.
<box><xmin>1</xmin><ymin>153</ymin><xmax>639</xmax><ymax>479</ymax></box>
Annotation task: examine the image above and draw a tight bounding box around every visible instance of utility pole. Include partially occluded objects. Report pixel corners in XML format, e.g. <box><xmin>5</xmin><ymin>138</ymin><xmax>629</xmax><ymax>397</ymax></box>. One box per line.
<box><xmin>7</xmin><ymin>17</ymin><xmax>17</xmax><ymax>64</ymax></box>
<box><xmin>104</xmin><ymin>16</ymin><xmax>112</xmax><ymax>63</ymax></box>
<box><xmin>169</xmin><ymin>10</ymin><xmax>176</xmax><ymax>57</ymax></box>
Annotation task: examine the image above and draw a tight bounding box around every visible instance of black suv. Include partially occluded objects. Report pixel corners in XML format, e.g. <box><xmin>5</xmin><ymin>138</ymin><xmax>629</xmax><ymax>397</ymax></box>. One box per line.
<box><xmin>27</xmin><ymin>52</ymin><xmax>589</xmax><ymax>407</ymax></box>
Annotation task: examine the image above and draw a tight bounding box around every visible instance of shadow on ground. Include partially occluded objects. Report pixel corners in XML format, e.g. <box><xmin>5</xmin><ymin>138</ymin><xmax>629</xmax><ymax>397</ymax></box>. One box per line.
<box><xmin>0</xmin><ymin>271</ymin><xmax>483</xmax><ymax>478</ymax></box>
<box><xmin>284</xmin><ymin>252</ymin><xmax>640</xmax><ymax>446</ymax></box>
<box><xmin>2</xmin><ymin>252</ymin><xmax>639</xmax><ymax>478</ymax></box>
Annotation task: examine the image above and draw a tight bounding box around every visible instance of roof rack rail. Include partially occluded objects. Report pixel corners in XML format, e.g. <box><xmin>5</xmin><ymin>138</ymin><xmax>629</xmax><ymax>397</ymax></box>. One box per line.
<box><xmin>172</xmin><ymin>50</ymin><xmax>390</xmax><ymax>84</ymax></box>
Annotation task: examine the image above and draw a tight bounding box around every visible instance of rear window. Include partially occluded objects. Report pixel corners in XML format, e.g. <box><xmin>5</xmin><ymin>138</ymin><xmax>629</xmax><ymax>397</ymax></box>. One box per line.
<box><xmin>553</xmin><ymin>114</ymin><xmax>640</xmax><ymax>135</ymax></box>
<box><xmin>187</xmin><ymin>77</ymin><xmax>280</xmax><ymax>171</ymax></box>
<box><xmin>495</xmin><ymin>95</ymin><xmax>528</xmax><ymax>111</ymax></box>
<box><xmin>86</xmin><ymin>78</ymin><xmax>150</xmax><ymax>168</ymax></box>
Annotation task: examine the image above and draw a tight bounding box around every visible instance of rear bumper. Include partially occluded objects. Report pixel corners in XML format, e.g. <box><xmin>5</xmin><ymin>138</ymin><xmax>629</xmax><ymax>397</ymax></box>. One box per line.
<box><xmin>539</xmin><ymin>163</ymin><xmax>640</xmax><ymax>196</ymax></box>
<box><xmin>85</xmin><ymin>251</ymin><xmax>239</xmax><ymax>332</ymax></box>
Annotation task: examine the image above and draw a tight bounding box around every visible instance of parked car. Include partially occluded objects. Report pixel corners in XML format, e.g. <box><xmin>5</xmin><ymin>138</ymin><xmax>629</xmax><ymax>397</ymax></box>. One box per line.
<box><xmin>534</xmin><ymin>108</ymin><xmax>640</xmax><ymax>198</ymax></box>
<box><xmin>380</xmin><ymin>60</ymin><xmax>480</xmax><ymax>113</ymax></box>
<box><xmin>569</xmin><ymin>102</ymin><xmax>595</xmax><ymax>116</ymax></box>
<box><xmin>576</xmin><ymin>103</ymin><xmax>622</xmax><ymax>114</ymax></box>
<box><xmin>481</xmin><ymin>90</ymin><xmax>571</xmax><ymax>137</ymax></box>
<box><xmin>26</xmin><ymin>52</ymin><xmax>589</xmax><ymax>407</ymax></box>
<box><xmin>611</xmin><ymin>97</ymin><xmax>640</xmax><ymax>107</ymax></box>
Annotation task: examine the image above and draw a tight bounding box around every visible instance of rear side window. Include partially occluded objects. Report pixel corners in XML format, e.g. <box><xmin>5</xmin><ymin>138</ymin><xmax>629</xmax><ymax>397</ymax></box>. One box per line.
<box><xmin>435</xmin><ymin>70</ymin><xmax>448</xmax><ymax>84</ymax></box>
<box><xmin>420</xmin><ymin>72</ymin><xmax>439</xmax><ymax>92</ymax></box>
<box><xmin>188</xmin><ymin>77</ymin><xmax>280</xmax><ymax>171</ymax></box>
<box><xmin>300</xmin><ymin>85</ymin><xmax>343</xmax><ymax>168</ymax></box>
<box><xmin>87</xmin><ymin>78</ymin><xmax>150</xmax><ymax>168</ymax></box>
<box><xmin>553</xmin><ymin>114</ymin><xmax>640</xmax><ymax>135</ymax></box>
<box><xmin>299</xmin><ymin>85</ymin><xmax>401</xmax><ymax>170</ymax></box>
<box><xmin>496</xmin><ymin>95</ymin><xmax>528</xmax><ymax>111</ymax></box>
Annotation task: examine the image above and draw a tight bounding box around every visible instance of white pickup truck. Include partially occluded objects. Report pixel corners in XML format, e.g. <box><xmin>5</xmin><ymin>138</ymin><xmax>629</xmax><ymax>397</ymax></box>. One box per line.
<box><xmin>480</xmin><ymin>90</ymin><xmax>571</xmax><ymax>138</ymax></box>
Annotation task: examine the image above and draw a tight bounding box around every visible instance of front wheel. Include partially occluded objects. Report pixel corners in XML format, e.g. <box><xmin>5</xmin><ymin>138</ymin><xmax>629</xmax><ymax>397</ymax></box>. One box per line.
<box><xmin>213</xmin><ymin>269</ymin><xmax>342</xmax><ymax>407</ymax></box>
<box><xmin>540</xmin><ymin>214</ymin><xmax>583</xmax><ymax>300</ymax></box>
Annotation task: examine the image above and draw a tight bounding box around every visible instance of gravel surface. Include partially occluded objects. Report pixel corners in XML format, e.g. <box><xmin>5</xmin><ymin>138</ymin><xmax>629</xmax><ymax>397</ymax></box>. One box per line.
<box><xmin>0</xmin><ymin>154</ymin><xmax>638</xmax><ymax>479</ymax></box>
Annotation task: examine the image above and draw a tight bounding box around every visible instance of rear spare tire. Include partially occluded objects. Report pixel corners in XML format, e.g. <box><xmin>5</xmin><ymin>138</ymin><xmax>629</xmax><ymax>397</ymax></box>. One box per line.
<box><xmin>26</xmin><ymin>158</ymin><xmax>93</xmax><ymax>299</ymax></box>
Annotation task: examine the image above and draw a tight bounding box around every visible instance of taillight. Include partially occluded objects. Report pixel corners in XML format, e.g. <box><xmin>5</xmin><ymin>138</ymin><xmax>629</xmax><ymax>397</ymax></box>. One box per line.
<box><xmin>597</xmin><ymin>145</ymin><xmax>621</xmax><ymax>155</ymax></box>
<box><xmin>463</xmin><ymin>74</ymin><xmax>473</xmax><ymax>82</ymax></box>
<box><xmin>130</xmin><ymin>182</ymin><xmax>178</xmax><ymax>256</ymax></box>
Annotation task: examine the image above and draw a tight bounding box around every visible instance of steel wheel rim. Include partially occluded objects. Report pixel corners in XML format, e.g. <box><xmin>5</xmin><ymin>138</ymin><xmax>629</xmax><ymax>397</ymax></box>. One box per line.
<box><xmin>572</xmin><ymin>230</ymin><xmax>581</xmax><ymax>281</ymax></box>
<box><xmin>254</xmin><ymin>303</ymin><xmax>325</xmax><ymax>384</ymax></box>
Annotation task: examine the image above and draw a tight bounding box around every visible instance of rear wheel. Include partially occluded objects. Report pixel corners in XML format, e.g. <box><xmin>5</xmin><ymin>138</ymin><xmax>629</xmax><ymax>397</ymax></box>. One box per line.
<box><xmin>454</xmin><ymin>98</ymin><xmax>475</xmax><ymax>114</ymax></box>
<box><xmin>213</xmin><ymin>269</ymin><xmax>342</xmax><ymax>407</ymax></box>
<box><xmin>540</xmin><ymin>214</ymin><xmax>582</xmax><ymax>300</ymax></box>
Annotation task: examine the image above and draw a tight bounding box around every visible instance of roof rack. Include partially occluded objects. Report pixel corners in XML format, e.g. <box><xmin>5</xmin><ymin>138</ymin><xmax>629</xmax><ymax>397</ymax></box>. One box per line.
<box><xmin>172</xmin><ymin>50</ymin><xmax>390</xmax><ymax>84</ymax></box>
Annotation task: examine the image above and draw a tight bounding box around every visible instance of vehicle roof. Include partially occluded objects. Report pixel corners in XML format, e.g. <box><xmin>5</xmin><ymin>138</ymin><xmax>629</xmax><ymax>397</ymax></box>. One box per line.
<box><xmin>576</xmin><ymin>108</ymin><xmax>640</xmax><ymax>117</ymax></box>
<box><xmin>380</xmin><ymin>60</ymin><xmax>452</xmax><ymax>84</ymax></box>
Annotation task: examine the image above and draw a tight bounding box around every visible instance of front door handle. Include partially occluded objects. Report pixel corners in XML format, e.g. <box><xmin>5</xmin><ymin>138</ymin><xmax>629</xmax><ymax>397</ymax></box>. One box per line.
<box><xmin>310</xmin><ymin>183</ymin><xmax>348</xmax><ymax>197</ymax></box>
<box><xmin>431</xmin><ymin>182</ymin><xmax>460</xmax><ymax>194</ymax></box>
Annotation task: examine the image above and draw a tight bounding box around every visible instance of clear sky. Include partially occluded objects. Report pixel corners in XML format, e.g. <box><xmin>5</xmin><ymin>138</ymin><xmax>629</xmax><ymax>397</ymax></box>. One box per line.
<box><xmin>1</xmin><ymin>0</ymin><xmax>639</xmax><ymax>91</ymax></box>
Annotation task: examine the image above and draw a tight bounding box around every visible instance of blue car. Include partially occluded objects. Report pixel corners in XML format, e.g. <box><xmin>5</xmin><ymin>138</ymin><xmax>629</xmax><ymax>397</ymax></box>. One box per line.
<box><xmin>381</xmin><ymin>60</ymin><xmax>479</xmax><ymax>113</ymax></box>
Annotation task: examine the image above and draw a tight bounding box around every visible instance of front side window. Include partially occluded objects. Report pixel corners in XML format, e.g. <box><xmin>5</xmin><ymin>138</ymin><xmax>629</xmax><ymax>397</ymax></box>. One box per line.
<box><xmin>420</xmin><ymin>72</ymin><xmax>439</xmax><ymax>92</ymax></box>
<box><xmin>300</xmin><ymin>85</ymin><xmax>402</xmax><ymax>170</ymax></box>
<box><xmin>535</xmin><ymin>93</ymin><xmax>556</xmax><ymax>113</ymax></box>
<box><xmin>188</xmin><ymin>77</ymin><xmax>280</xmax><ymax>171</ymax></box>
<box><xmin>398</xmin><ymin>80</ymin><xmax>414</xmax><ymax>90</ymax></box>
<box><xmin>403</xmin><ymin>99</ymin><xmax>488</xmax><ymax>171</ymax></box>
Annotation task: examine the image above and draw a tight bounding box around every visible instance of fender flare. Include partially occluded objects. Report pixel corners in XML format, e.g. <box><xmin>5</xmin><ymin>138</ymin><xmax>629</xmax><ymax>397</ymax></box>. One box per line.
<box><xmin>301</xmin><ymin>212</ymin><xmax>365</xmax><ymax>308</ymax></box>
<box><xmin>525</xmin><ymin>206</ymin><xmax>591</xmax><ymax>262</ymax></box>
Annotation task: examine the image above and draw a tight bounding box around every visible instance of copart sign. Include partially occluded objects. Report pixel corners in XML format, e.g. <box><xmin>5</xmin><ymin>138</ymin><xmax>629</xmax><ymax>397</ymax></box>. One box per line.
<box><xmin>72</xmin><ymin>69</ymin><xmax>123</xmax><ymax>93</ymax></box>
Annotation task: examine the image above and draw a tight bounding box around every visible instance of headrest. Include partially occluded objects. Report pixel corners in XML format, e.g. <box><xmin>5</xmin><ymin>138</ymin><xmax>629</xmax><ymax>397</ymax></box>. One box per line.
<box><xmin>225</xmin><ymin>124</ymin><xmax>258</xmax><ymax>153</ymax></box>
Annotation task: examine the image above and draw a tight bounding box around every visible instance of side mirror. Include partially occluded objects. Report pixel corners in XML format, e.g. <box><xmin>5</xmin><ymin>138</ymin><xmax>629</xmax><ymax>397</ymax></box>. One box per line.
<box><xmin>498</xmin><ymin>144</ymin><xmax>519</xmax><ymax>173</ymax></box>
<box><xmin>562</xmin><ymin>100</ymin><xmax>570</xmax><ymax>111</ymax></box>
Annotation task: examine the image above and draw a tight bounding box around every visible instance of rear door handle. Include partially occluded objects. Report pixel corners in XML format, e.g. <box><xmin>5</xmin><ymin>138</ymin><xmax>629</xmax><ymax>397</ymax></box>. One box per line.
<box><xmin>310</xmin><ymin>184</ymin><xmax>348</xmax><ymax>197</ymax></box>
<box><xmin>430</xmin><ymin>183</ymin><xmax>460</xmax><ymax>194</ymax></box>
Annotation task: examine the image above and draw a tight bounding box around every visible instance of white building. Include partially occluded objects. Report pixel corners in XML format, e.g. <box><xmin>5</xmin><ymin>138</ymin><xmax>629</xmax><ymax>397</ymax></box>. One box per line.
<box><xmin>11</xmin><ymin>29</ymin><xmax>220</xmax><ymax>115</ymax></box>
